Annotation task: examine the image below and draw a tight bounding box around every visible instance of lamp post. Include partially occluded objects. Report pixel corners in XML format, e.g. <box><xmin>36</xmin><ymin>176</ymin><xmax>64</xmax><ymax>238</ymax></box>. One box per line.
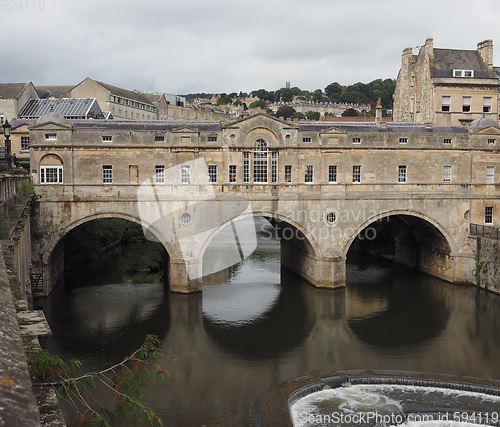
<box><xmin>3</xmin><ymin>119</ymin><xmax>12</xmax><ymax>169</ymax></box>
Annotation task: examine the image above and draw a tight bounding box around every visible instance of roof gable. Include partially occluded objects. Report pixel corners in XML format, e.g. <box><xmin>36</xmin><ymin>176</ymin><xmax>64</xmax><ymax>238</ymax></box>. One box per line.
<box><xmin>223</xmin><ymin>111</ymin><xmax>298</xmax><ymax>129</ymax></box>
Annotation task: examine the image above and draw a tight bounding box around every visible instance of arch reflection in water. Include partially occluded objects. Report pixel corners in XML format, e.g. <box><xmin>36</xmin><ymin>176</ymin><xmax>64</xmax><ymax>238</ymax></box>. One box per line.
<box><xmin>202</xmin><ymin>218</ymin><xmax>314</xmax><ymax>359</ymax></box>
<box><xmin>346</xmin><ymin>256</ymin><xmax>450</xmax><ymax>347</ymax></box>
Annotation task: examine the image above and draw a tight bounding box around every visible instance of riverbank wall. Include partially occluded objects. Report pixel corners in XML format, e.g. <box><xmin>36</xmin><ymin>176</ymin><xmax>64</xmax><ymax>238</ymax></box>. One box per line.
<box><xmin>475</xmin><ymin>237</ymin><xmax>500</xmax><ymax>294</ymax></box>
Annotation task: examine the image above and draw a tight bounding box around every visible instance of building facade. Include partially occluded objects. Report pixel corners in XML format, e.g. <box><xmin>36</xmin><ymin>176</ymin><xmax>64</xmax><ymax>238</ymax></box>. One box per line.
<box><xmin>29</xmin><ymin>112</ymin><xmax>499</xmax><ymax>294</ymax></box>
<box><xmin>393</xmin><ymin>38</ymin><xmax>500</xmax><ymax>126</ymax></box>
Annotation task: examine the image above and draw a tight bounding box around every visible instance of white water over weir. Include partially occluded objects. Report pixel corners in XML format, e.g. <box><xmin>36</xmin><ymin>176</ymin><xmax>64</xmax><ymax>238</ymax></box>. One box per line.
<box><xmin>289</xmin><ymin>375</ymin><xmax>500</xmax><ymax>427</ymax></box>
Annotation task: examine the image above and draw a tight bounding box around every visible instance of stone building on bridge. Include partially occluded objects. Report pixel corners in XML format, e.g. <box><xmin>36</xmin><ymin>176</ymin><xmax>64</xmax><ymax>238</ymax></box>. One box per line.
<box><xmin>29</xmin><ymin>112</ymin><xmax>500</xmax><ymax>295</ymax></box>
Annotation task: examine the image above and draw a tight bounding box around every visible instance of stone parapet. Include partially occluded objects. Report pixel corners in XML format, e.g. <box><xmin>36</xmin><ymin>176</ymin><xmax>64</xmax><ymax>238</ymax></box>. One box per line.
<box><xmin>0</xmin><ymin>247</ymin><xmax>40</xmax><ymax>426</ymax></box>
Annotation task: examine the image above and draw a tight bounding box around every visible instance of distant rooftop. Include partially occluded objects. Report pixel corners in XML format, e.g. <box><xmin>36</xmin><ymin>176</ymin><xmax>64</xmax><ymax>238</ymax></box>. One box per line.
<box><xmin>36</xmin><ymin>85</ymin><xmax>74</xmax><ymax>99</ymax></box>
<box><xmin>0</xmin><ymin>83</ymin><xmax>32</xmax><ymax>99</ymax></box>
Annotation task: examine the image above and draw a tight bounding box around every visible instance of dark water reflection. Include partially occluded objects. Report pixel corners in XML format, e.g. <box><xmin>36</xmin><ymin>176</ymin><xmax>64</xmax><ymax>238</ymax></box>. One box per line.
<box><xmin>38</xmin><ymin>219</ymin><xmax>500</xmax><ymax>426</ymax></box>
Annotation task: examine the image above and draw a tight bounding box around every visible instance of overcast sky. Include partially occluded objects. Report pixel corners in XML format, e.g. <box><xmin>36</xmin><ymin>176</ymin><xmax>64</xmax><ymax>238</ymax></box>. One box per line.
<box><xmin>3</xmin><ymin>0</ymin><xmax>500</xmax><ymax>95</ymax></box>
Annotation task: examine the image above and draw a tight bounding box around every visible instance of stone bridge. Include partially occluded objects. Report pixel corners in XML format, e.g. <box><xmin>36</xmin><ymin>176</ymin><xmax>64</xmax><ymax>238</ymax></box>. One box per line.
<box><xmin>29</xmin><ymin>112</ymin><xmax>499</xmax><ymax>294</ymax></box>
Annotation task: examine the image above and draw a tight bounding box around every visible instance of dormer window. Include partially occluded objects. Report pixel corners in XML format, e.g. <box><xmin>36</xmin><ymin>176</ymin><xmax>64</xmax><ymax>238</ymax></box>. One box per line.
<box><xmin>453</xmin><ymin>69</ymin><xmax>474</xmax><ymax>77</ymax></box>
<box><xmin>45</xmin><ymin>133</ymin><xmax>57</xmax><ymax>140</ymax></box>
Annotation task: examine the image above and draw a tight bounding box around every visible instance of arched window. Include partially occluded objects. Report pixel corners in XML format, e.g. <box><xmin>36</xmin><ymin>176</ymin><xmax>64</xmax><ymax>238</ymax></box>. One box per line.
<box><xmin>253</xmin><ymin>139</ymin><xmax>268</xmax><ymax>183</ymax></box>
<box><xmin>40</xmin><ymin>154</ymin><xmax>64</xmax><ymax>184</ymax></box>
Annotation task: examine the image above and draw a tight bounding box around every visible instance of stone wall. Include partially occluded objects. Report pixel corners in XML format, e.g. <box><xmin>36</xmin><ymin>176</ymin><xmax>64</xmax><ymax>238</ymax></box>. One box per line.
<box><xmin>475</xmin><ymin>237</ymin><xmax>500</xmax><ymax>294</ymax></box>
<box><xmin>0</xmin><ymin>248</ymin><xmax>40</xmax><ymax>426</ymax></box>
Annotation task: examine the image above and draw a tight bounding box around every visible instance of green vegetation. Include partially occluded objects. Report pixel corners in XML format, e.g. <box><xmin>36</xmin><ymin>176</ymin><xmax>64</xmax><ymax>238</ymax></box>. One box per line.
<box><xmin>27</xmin><ymin>335</ymin><xmax>166</xmax><ymax>426</ymax></box>
<box><xmin>64</xmin><ymin>219</ymin><xmax>146</xmax><ymax>266</ymax></box>
<box><xmin>182</xmin><ymin>77</ymin><xmax>396</xmax><ymax>110</ymax></box>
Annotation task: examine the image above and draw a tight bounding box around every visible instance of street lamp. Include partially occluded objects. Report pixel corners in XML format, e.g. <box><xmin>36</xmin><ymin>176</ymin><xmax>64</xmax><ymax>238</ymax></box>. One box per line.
<box><xmin>3</xmin><ymin>119</ymin><xmax>12</xmax><ymax>169</ymax></box>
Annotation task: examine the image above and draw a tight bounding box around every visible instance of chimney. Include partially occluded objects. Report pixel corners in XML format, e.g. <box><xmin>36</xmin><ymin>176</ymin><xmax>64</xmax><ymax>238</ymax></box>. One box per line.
<box><xmin>375</xmin><ymin>98</ymin><xmax>383</xmax><ymax>124</ymax></box>
<box><xmin>477</xmin><ymin>39</ymin><xmax>494</xmax><ymax>75</ymax></box>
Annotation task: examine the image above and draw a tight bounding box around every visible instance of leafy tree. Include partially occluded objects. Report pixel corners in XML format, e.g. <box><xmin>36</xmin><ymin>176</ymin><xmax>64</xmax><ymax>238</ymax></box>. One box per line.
<box><xmin>324</xmin><ymin>82</ymin><xmax>342</xmax><ymax>100</ymax></box>
<box><xmin>238</xmin><ymin>91</ymin><xmax>248</xmax><ymax>98</ymax></box>
<box><xmin>291</xmin><ymin>112</ymin><xmax>306</xmax><ymax>120</ymax></box>
<box><xmin>275</xmin><ymin>87</ymin><xmax>293</xmax><ymax>103</ymax></box>
<box><xmin>28</xmin><ymin>335</ymin><xmax>166</xmax><ymax>426</ymax></box>
<box><xmin>216</xmin><ymin>93</ymin><xmax>233</xmax><ymax>105</ymax></box>
<box><xmin>249</xmin><ymin>99</ymin><xmax>267</xmax><ymax>109</ymax></box>
<box><xmin>305</xmin><ymin>111</ymin><xmax>321</xmax><ymax>121</ymax></box>
<box><xmin>276</xmin><ymin>105</ymin><xmax>296</xmax><ymax>120</ymax></box>
<box><xmin>312</xmin><ymin>89</ymin><xmax>324</xmax><ymax>102</ymax></box>
<box><xmin>342</xmin><ymin>108</ymin><xmax>359</xmax><ymax>117</ymax></box>
<box><xmin>251</xmin><ymin>89</ymin><xmax>275</xmax><ymax>102</ymax></box>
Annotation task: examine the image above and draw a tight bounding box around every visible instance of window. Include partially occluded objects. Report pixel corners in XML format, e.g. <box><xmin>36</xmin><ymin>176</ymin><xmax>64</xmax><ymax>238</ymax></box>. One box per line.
<box><xmin>399</xmin><ymin>137</ymin><xmax>408</xmax><ymax>144</ymax></box>
<box><xmin>302</xmin><ymin>137</ymin><xmax>312</xmax><ymax>143</ymax></box>
<box><xmin>443</xmin><ymin>166</ymin><xmax>452</xmax><ymax>183</ymax></box>
<box><xmin>243</xmin><ymin>152</ymin><xmax>250</xmax><ymax>183</ymax></box>
<box><xmin>462</xmin><ymin>96</ymin><xmax>471</xmax><ymax>113</ymax></box>
<box><xmin>488</xmin><ymin>139</ymin><xmax>496</xmax><ymax>145</ymax></box>
<box><xmin>352</xmin><ymin>165</ymin><xmax>361</xmax><ymax>183</ymax></box>
<box><xmin>485</xmin><ymin>207</ymin><xmax>493</xmax><ymax>224</ymax></box>
<box><xmin>45</xmin><ymin>133</ymin><xmax>56</xmax><ymax>140</ymax></box>
<box><xmin>483</xmin><ymin>97</ymin><xmax>492</xmax><ymax>113</ymax></box>
<box><xmin>102</xmin><ymin>136</ymin><xmax>112</xmax><ymax>142</ymax></box>
<box><xmin>326</xmin><ymin>212</ymin><xmax>337</xmax><ymax>224</ymax></box>
<box><xmin>285</xmin><ymin>165</ymin><xmax>292</xmax><ymax>183</ymax></box>
<box><xmin>352</xmin><ymin>137</ymin><xmax>361</xmax><ymax>144</ymax></box>
<box><xmin>40</xmin><ymin>166</ymin><xmax>63</xmax><ymax>184</ymax></box>
<box><xmin>441</xmin><ymin>96</ymin><xmax>451</xmax><ymax>112</ymax></box>
<box><xmin>102</xmin><ymin>165</ymin><xmax>113</xmax><ymax>184</ymax></box>
<box><xmin>155</xmin><ymin>165</ymin><xmax>165</xmax><ymax>184</ymax></box>
<box><xmin>328</xmin><ymin>165</ymin><xmax>337</xmax><ymax>183</ymax></box>
<box><xmin>443</xmin><ymin>138</ymin><xmax>452</xmax><ymax>145</ymax></box>
<box><xmin>486</xmin><ymin>166</ymin><xmax>495</xmax><ymax>184</ymax></box>
<box><xmin>253</xmin><ymin>139</ymin><xmax>268</xmax><ymax>183</ymax></box>
<box><xmin>229</xmin><ymin>165</ymin><xmax>237</xmax><ymax>183</ymax></box>
<box><xmin>208</xmin><ymin>165</ymin><xmax>217</xmax><ymax>183</ymax></box>
<box><xmin>155</xmin><ymin>136</ymin><xmax>165</xmax><ymax>142</ymax></box>
<box><xmin>271</xmin><ymin>151</ymin><xmax>278</xmax><ymax>183</ymax></box>
<box><xmin>21</xmin><ymin>136</ymin><xmax>30</xmax><ymax>151</ymax></box>
<box><xmin>208</xmin><ymin>136</ymin><xmax>217</xmax><ymax>142</ymax></box>
<box><xmin>453</xmin><ymin>69</ymin><xmax>474</xmax><ymax>77</ymax></box>
<box><xmin>398</xmin><ymin>165</ymin><xmax>407</xmax><ymax>183</ymax></box>
<box><xmin>305</xmin><ymin>165</ymin><xmax>313</xmax><ymax>183</ymax></box>
<box><xmin>181</xmin><ymin>165</ymin><xmax>191</xmax><ymax>184</ymax></box>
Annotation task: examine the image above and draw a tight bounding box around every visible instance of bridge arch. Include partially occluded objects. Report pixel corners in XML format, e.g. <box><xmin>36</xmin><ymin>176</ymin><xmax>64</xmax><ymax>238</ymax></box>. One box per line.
<box><xmin>343</xmin><ymin>209</ymin><xmax>459</xmax><ymax>282</ymax></box>
<box><xmin>42</xmin><ymin>212</ymin><xmax>180</xmax><ymax>264</ymax></box>
<box><xmin>197</xmin><ymin>209</ymin><xmax>319</xmax><ymax>262</ymax></box>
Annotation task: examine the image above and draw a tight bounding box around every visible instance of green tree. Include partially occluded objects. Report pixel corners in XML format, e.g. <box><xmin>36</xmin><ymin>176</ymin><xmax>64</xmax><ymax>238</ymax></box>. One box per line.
<box><xmin>305</xmin><ymin>111</ymin><xmax>321</xmax><ymax>120</ymax></box>
<box><xmin>249</xmin><ymin>99</ymin><xmax>267</xmax><ymax>109</ymax></box>
<box><xmin>324</xmin><ymin>82</ymin><xmax>342</xmax><ymax>100</ymax></box>
<box><xmin>216</xmin><ymin>93</ymin><xmax>233</xmax><ymax>105</ymax></box>
<box><xmin>312</xmin><ymin>89</ymin><xmax>324</xmax><ymax>102</ymax></box>
<box><xmin>276</xmin><ymin>105</ymin><xmax>296</xmax><ymax>120</ymax></box>
<box><xmin>342</xmin><ymin>108</ymin><xmax>359</xmax><ymax>117</ymax></box>
<box><xmin>275</xmin><ymin>87</ymin><xmax>293</xmax><ymax>102</ymax></box>
<box><xmin>291</xmin><ymin>112</ymin><xmax>306</xmax><ymax>120</ymax></box>
<box><xmin>29</xmin><ymin>335</ymin><xmax>166</xmax><ymax>426</ymax></box>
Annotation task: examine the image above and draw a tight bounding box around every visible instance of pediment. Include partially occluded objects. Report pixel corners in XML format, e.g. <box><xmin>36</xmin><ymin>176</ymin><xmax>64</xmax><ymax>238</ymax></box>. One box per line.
<box><xmin>28</xmin><ymin>122</ymin><xmax>72</xmax><ymax>131</ymax></box>
<box><xmin>222</xmin><ymin>111</ymin><xmax>298</xmax><ymax>130</ymax></box>
<box><xmin>172</xmin><ymin>126</ymin><xmax>200</xmax><ymax>134</ymax></box>
<box><xmin>320</xmin><ymin>126</ymin><xmax>348</xmax><ymax>135</ymax></box>
<box><xmin>471</xmin><ymin>126</ymin><xmax>500</xmax><ymax>135</ymax></box>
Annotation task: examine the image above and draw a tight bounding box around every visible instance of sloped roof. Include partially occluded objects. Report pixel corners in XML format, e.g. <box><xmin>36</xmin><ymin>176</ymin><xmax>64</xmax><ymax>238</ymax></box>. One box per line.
<box><xmin>299</xmin><ymin>121</ymin><xmax>468</xmax><ymax>134</ymax></box>
<box><xmin>0</xmin><ymin>83</ymin><xmax>30</xmax><ymax>99</ymax></box>
<box><xmin>37</xmin><ymin>85</ymin><xmax>74</xmax><ymax>99</ymax></box>
<box><xmin>433</xmin><ymin>49</ymin><xmax>489</xmax><ymax>77</ymax></box>
<box><xmin>19</xmin><ymin>98</ymin><xmax>102</xmax><ymax>119</ymax></box>
<box><xmin>95</xmin><ymin>80</ymin><xmax>154</xmax><ymax>105</ymax></box>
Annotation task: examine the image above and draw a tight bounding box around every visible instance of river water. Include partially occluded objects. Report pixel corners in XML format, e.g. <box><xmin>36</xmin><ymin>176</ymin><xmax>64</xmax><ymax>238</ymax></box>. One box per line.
<box><xmin>38</xmin><ymin>218</ymin><xmax>500</xmax><ymax>426</ymax></box>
